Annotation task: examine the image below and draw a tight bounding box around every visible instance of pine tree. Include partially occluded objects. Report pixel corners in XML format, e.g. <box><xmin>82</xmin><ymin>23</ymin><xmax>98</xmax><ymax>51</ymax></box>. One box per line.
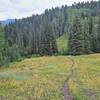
<box><xmin>89</xmin><ymin>17</ymin><xmax>96</xmax><ymax>52</ymax></box>
<box><xmin>96</xmin><ymin>16</ymin><xmax>100</xmax><ymax>52</ymax></box>
<box><xmin>0</xmin><ymin>24</ymin><xmax>9</xmax><ymax>66</ymax></box>
<box><xmin>83</xmin><ymin>18</ymin><xmax>91</xmax><ymax>54</ymax></box>
<box><xmin>39</xmin><ymin>16</ymin><xmax>58</xmax><ymax>56</ymax></box>
<box><xmin>68</xmin><ymin>15</ymin><xmax>84</xmax><ymax>55</ymax></box>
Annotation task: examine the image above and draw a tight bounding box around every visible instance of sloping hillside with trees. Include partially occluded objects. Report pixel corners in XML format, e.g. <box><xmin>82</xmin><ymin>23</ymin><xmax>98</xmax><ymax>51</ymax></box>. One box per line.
<box><xmin>0</xmin><ymin>0</ymin><xmax>100</xmax><ymax>66</ymax></box>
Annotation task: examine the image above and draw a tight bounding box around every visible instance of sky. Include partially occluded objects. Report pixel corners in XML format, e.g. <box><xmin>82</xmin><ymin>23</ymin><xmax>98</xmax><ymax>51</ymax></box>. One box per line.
<box><xmin>0</xmin><ymin>0</ymin><xmax>98</xmax><ymax>20</ymax></box>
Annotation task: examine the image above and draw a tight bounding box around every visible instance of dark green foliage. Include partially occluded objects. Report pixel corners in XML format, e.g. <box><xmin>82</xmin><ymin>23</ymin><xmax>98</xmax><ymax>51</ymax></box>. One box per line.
<box><xmin>0</xmin><ymin>24</ymin><xmax>9</xmax><ymax>67</ymax></box>
<box><xmin>67</xmin><ymin>0</ymin><xmax>100</xmax><ymax>55</ymax></box>
<box><xmin>96</xmin><ymin>16</ymin><xmax>100</xmax><ymax>52</ymax></box>
<box><xmin>39</xmin><ymin>16</ymin><xmax>58</xmax><ymax>55</ymax></box>
<box><xmin>68</xmin><ymin>15</ymin><xmax>84</xmax><ymax>55</ymax></box>
<box><xmin>6</xmin><ymin>44</ymin><xmax>21</xmax><ymax>62</ymax></box>
<box><xmin>83</xmin><ymin>18</ymin><xmax>91</xmax><ymax>54</ymax></box>
<box><xmin>0</xmin><ymin>0</ymin><xmax>100</xmax><ymax>67</ymax></box>
<box><xmin>88</xmin><ymin>17</ymin><xmax>96</xmax><ymax>52</ymax></box>
<box><xmin>4</xmin><ymin>0</ymin><xmax>100</xmax><ymax>57</ymax></box>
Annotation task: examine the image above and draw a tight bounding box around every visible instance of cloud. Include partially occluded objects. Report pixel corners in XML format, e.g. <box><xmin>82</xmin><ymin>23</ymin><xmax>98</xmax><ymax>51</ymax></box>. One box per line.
<box><xmin>0</xmin><ymin>0</ymin><xmax>98</xmax><ymax>20</ymax></box>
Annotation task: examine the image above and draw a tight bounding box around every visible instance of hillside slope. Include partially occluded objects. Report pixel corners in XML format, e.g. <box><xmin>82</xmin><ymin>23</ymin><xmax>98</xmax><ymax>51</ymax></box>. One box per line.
<box><xmin>0</xmin><ymin>19</ymin><xmax>15</xmax><ymax>25</ymax></box>
<box><xmin>0</xmin><ymin>54</ymin><xmax>100</xmax><ymax>100</ymax></box>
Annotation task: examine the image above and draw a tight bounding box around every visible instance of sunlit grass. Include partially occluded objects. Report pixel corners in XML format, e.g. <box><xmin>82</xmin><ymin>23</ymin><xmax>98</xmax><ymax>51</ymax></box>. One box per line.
<box><xmin>0</xmin><ymin>54</ymin><xmax>100</xmax><ymax>100</ymax></box>
<box><xmin>68</xmin><ymin>54</ymin><xmax>100</xmax><ymax>100</ymax></box>
<box><xmin>0</xmin><ymin>56</ymin><xmax>71</xmax><ymax>100</ymax></box>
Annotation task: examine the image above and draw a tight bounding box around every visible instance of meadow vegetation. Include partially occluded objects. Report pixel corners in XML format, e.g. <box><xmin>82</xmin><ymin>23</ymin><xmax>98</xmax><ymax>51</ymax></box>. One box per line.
<box><xmin>0</xmin><ymin>54</ymin><xmax>100</xmax><ymax>100</ymax></box>
<box><xmin>68</xmin><ymin>54</ymin><xmax>100</xmax><ymax>100</ymax></box>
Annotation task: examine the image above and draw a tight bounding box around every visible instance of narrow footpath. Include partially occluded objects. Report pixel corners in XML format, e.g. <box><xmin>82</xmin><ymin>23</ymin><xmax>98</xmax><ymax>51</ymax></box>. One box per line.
<box><xmin>63</xmin><ymin>57</ymin><xmax>75</xmax><ymax>100</ymax></box>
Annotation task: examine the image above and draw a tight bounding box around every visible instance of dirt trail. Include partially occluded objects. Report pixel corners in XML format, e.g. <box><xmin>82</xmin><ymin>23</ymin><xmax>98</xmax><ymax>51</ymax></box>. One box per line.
<box><xmin>63</xmin><ymin>57</ymin><xmax>75</xmax><ymax>100</ymax></box>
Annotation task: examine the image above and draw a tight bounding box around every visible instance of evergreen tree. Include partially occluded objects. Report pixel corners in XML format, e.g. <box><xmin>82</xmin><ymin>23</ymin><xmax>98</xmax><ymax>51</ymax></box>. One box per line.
<box><xmin>83</xmin><ymin>18</ymin><xmax>91</xmax><ymax>53</ymax></box>
<box><xmin>0</xmin><ymin>24</ymin><xmax>9</xmax><ymax>66</ymax></box>
<box><xmin>3</xmin><ymin>0</ymin><xmax>100</xmax><ymax>58</ymax></box>
<box><xmin>96</xmin><ymin>16</ymin><xmax>100</xmax><ymax>52</ymax></box>
<box><xmin>89</xmin><ymin>17</ymin><xmax>96</xmax><ymax>52</ymax></box>
<box><xmin>68</xmin><ymin>15</ymin><xmax>84</xmax><ymax>55</ymax></box>
<box><xmin>39</xmin><ymin>17</ymin><xmax>58</xmax><ymax>55</ymax></box>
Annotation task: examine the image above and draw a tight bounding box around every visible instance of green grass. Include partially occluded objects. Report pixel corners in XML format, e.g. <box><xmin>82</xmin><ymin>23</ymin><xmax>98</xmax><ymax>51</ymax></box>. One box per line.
<box><xmin>57</xmin><ymin>34</ymin><xmax>68</xmax><ymax>54</ymax></box>
<box><xmin>68</xmin><ymin>54</ymin><xmax>100</xmax><ymax>100</ymax></box>
<box><xmin>0</xmin><ymin>56</ymin><xmax>71</xmax><ymax>100</ymax></box>
<box><xmin>0</xmin><ymin>54</ymin><xmax>100</xmax><ymax>100</ymax></box>
<box><xmin>0</xmin><ymin>71</ymin><xmax>30</xmax><ymax>80</ymax></box>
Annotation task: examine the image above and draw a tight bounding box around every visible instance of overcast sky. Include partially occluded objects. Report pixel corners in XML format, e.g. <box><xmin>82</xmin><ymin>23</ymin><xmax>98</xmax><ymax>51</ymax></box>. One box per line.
<box><xmin>0</xmin><ymin>0</ymin><xmax>98</xmax><ymax>20</ymax></box>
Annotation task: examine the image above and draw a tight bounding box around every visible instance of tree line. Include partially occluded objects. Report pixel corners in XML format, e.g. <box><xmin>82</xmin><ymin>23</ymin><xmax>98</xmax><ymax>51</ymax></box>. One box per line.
<box><xmin>0</xmin><ymin>0</ymin><xmax>100</xmax><ymax>66</ymax></box>
<box><xmin>68</xmin><ymin>15</ymin><xmax>100</xmax><ymax>55</ymax></box>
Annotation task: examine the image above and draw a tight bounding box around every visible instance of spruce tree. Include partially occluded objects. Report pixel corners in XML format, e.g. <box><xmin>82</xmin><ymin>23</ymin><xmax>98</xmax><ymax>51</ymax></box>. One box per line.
<box><xmin>39</xmin><ymin>16</ymin><xmax>58</xmax><ymax>56</ymax></box>
<box><xmin>96</xmin><ymin>16</ymin><xmax>100</xmax><ymax>52</ymax></box>
<box><xmin>89</xmin><ymin>17</ymin><xmax>96</xmax><ymax>52</ymax></box>
<box><xmin>83</xmin><ymin>18</ymin><xmax>91</xmax><ymax>54</ymax></box>
<box><xmin>0</xmin><ymin>24</ymin><xmax>9</xmax><ymax>66</ymax></box>
<box><xmin>68</xmin><ymin>15</ymin><xmax>84</xmax><ymax>55</ymax></box>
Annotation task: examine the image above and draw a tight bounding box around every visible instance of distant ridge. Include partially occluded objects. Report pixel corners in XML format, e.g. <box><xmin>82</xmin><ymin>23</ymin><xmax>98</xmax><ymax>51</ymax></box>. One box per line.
<box><xmin>0</xmin><ymin>19</ymin><xmax>15</xmax><ymax>26</ymax></box>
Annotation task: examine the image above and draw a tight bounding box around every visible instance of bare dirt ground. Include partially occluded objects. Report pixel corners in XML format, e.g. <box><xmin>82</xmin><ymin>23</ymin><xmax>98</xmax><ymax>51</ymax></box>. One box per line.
<box><xmin>63</xmin><ymin>57</ymin><xmax>75</xmax><ymax>100</ymax></box>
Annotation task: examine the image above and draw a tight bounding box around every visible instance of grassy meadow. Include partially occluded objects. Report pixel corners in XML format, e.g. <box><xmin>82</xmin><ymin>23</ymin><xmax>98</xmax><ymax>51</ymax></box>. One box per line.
<box><xmin>0</xmin><ymin>54</ymin><xmax>100</xmax><ymax>100</ymax></box>
<box><xmin>68</xmin><ymin>54</ymin><xmax>100</xmax><ymax>100</ymax></box>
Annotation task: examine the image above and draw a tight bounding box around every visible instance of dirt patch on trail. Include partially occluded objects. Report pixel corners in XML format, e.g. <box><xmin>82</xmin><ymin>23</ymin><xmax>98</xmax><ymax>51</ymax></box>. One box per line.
<box><xmin>63</xmin><ymin>57</ymin><xmax>75</xmax><ymax>100</ymax></box>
